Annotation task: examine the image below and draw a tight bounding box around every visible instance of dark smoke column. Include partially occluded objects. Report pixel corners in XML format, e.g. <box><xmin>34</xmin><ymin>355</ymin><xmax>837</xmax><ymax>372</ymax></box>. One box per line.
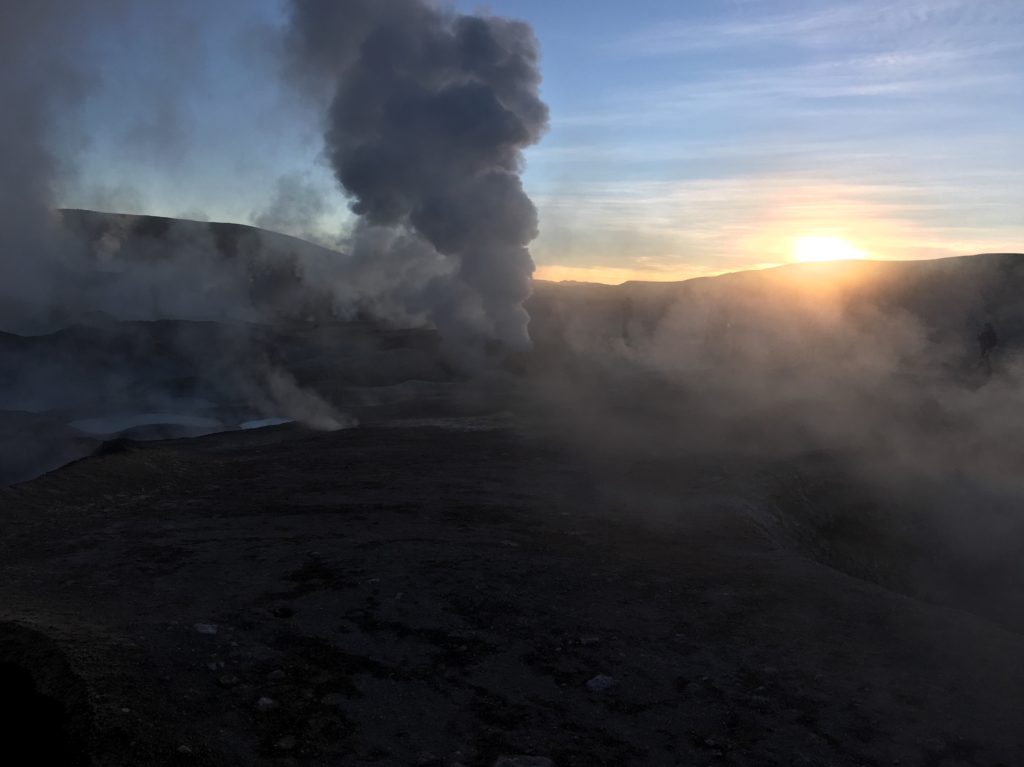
<box><xmin>285</xmin><ymin>0</ymin><xmax>548</xmax><ymax>349</ymax></box>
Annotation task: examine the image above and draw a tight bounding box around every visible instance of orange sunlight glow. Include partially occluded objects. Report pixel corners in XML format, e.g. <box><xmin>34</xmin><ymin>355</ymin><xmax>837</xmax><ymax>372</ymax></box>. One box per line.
<box><xmin>533</xmin><ymin>263</ymin><xmax>717</xmax><ymax>284</ymax></box>
<box><xmin>792</xmin><ymin>236</ymin><xmax>867</xmax><ymax>263</ymax></box>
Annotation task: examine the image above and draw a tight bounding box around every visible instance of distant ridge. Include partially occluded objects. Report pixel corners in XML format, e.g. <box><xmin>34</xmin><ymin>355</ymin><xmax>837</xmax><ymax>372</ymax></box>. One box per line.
<box><xmin>57</xmin><ymin>209</ymin><xmax>1024</xmax><ymax>349</ymax></box>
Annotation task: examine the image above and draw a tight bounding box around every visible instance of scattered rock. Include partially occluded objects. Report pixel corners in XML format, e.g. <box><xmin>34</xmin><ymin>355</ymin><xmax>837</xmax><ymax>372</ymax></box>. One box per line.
<box><xmin>93</xmin><ymin>438</ymin><xmax>137</xmax><ymax>457</ymax></box>
<box><xmin>241</xmin><ymin>644</ymin><xmax>276</xmax><ymax>661</ymax></box>
<box><xmin>320</xmin><ymin>693</ymin><xmax>346</xmax><ymax>708</ymax></box>
<box><xmin>266</xmin><ymin>669</ymin><xmax>287</xmax><ymax>682</ymax></box>
<box><xmin>194</xmin><ymin>623</ymin><xmax>218</xmax><ymax>635</ymax></box>
<box><xmin>177</xmin><ymin>744</ymin><xmax>193</xmax><ymax>756</ymax></box>
<box><xmin>255</xmin><ymin>696</ymin><xmax>278</xmax><ymax>712</ymax></box>
<box><xmin>218</xmin><ymin>674</ymin><xmax>239</xmax><ymax>688</ymax></box>
<box><xmin>493</xmin><ymin>757</ymin><xmax>554</xmax><ymax>767</ymax></box>
<box><xmin>578</xmin><ymin>635</ymin><xmax>602</xmax><ymax>647</ymax></box>
<box><xmin>275</xmin><ymin>736</ymin><xmax>297</xmax><ymax>751</ymax></box>
<box><xmin>222</xmin><ymin>711</ymin><xmax>244</xmax><ymax>729</ymax></box>
<box><xmin>585</xmin><ymin>674</ymin><xmax>617</xmax><ymax>692</ymax></box>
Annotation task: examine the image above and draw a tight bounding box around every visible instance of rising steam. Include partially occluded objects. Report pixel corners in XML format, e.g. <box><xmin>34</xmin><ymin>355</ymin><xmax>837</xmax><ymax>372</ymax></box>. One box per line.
<box><xmin>284</xmin><ymin>0</ymin><xmax>549</xmax><ymax>348</ymax></box>
<box><xmin>0</xmin><ymin>2</ymin><xmax>105</xmax><ymax>333</ymax></box>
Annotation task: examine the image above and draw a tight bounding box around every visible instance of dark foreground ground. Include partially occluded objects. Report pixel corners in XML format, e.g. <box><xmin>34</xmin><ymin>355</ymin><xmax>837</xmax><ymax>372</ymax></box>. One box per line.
<box><xmin>1</xmin><ymin>418</ymin><xmax>1022</xmax><ymax>767</ymax></box>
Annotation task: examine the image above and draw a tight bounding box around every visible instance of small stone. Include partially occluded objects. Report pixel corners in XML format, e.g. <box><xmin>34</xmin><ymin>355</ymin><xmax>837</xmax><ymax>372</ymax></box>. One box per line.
<box><xmin>578</xmin><ymin>636</ymin><xmax>602</xmax><ymax>647</ymax></box>
<box><xmin>223</xmin><ymin>710</ymin><xmax>243</xmax><ymax>728</ymax></box>
<box><xmin>177</xmin><ymin>744</ymin><xmax>193</xmax><ymax>755</ymax></box>
<box><xmin>194</xmin><ymin>623</ymin><xmax>218</xmax><ymax>635</ymax></box>
<box><xmin>270</xmin><ymin>606</ymin><xmax>294</xmax><ymax>619</ymax></box>
<box><xmin>493</xmin><ymin>757</ymin><xmax>554</xmax><ymax>767</ymax></box>
<box><xmin>266</xmin><ymin>669</ymin><xmax>287</xmax><ymax>682</ymax></box>
<box><xmin>585</xmin><ymin>674</ymin><xmax>617</xmax><ymax>692</ymax></box>
<box><xmin>120</xmin><ymin>707</ymin><xmax>131</xmax><ymax>714</ymax></box>
<box><xmin>275</xmin><ymin>736</ymin><xmax>297</xmax><ymax>751</ymax></box>
<box><xmin>218</xmin><ymin>674</ymin><xmax>240</xmax><ymax>688</ymax></box>
<box><xmin>320</xmin><ymin>693</ymin><xmax>346</xmax><ymax>707</ymax></box>
<box><xmin>255</xmin><ymin>696</ymin><xmax>278</xmax><ymax>712</ymax></box>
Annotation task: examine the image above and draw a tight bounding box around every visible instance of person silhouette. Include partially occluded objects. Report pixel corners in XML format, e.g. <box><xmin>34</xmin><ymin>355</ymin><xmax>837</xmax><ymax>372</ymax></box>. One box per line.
<box><xmin>978</xmin><ymin>322</ymin><xmax>998</xmax><ymax>377</ymax></box>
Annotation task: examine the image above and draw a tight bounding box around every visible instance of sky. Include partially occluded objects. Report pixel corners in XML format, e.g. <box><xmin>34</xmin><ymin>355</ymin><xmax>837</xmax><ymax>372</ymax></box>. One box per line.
<box><xmin>60</xmin><ymin>0</ymin><xmax>1024</xmax><ymax>284</ymax></box>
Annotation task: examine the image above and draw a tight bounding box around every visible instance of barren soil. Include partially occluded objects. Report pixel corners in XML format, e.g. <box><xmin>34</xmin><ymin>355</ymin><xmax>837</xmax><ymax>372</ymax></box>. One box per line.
<box><xmin>2</xmin><ymin>417</ymin><xmax>1022</xmax><ymax>766</ymax></box>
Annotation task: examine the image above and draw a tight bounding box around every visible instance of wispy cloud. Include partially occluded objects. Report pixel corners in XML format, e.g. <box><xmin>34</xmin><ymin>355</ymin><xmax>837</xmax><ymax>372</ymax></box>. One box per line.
<box><xmin>561</xmin><ymin>40</ymin><xmax>1021</xmax><ymax>130</ymax></box>
<box><xmin>610</xmin><ymin>0</ymin><xmax>1024</xmax><ymax>57</ymax></box>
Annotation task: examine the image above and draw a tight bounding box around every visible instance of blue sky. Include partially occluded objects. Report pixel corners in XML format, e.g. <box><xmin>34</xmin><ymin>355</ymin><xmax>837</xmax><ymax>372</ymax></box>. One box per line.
<box><xmin>62</xmin><ymin>0</ymin><xmax>1024</xmax><ymax>283</ymax></box>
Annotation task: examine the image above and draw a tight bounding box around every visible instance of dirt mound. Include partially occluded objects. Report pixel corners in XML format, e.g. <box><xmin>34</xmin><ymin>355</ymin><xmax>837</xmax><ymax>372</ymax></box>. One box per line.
<box><xmin>0</xmin><ymin>622</ymin><xmax>93</xmax><ymax>766</ymax></box>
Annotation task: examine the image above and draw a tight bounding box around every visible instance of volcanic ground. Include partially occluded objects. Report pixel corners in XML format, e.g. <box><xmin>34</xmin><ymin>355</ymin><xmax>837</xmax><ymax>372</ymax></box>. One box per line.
<box><xmin>3</xmin><ymin>403</ymin><xmax>1024</xmax><ymax>766</ymax></box>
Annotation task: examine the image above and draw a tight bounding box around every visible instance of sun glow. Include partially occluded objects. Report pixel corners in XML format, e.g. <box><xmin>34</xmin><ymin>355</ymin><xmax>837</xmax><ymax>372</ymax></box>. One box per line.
<box><xmin>792</xmin><ymin>236</ymin><xmax>867</xmax><ymax>263</ymax></box>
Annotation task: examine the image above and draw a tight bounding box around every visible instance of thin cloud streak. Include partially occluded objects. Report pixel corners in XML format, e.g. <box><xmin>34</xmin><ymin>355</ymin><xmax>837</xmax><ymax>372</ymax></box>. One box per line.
<box><xmin>610</xmin><ymin>0</ymin><xmax>1024</xmax><ymax>57</ymax></box>
<box><xmin>557</xmin><ymin>50</ymin><xmax>1021</xmax><ymax>130</ymax></box>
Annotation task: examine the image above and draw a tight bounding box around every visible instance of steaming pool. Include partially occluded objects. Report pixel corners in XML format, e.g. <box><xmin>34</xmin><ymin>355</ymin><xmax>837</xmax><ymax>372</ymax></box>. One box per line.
<box><xmin>69</xmin><ymin>413</ymin><xmax>295</xmax><ymax>438</ymax></box>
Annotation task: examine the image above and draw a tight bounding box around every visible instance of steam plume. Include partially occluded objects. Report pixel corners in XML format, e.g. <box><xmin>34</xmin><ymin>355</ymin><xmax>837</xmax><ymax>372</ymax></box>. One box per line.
<box><xmin>0</xmin><ymin>2</ymin><xmax>106</xmax><ymax>332</ymax></box>
<box><xmin>284</xmin><ymin>0</ymin><xmax>549</xmax><ymax>348</ymax></box>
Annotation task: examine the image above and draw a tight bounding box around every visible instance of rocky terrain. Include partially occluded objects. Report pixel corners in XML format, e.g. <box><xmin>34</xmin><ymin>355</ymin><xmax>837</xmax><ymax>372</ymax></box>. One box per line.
<box><xmin>3</xmin><ymin>415</ymin><xmax>1024</xmax><ymax>766</ymax></box>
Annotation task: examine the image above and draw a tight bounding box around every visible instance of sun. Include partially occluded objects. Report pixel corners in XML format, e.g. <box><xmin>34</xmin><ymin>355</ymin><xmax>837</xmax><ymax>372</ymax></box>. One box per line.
<box><xmin>792</xmin><ymin>236</ymin><xmax>867</xmax><ymax>263</ymax></box>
